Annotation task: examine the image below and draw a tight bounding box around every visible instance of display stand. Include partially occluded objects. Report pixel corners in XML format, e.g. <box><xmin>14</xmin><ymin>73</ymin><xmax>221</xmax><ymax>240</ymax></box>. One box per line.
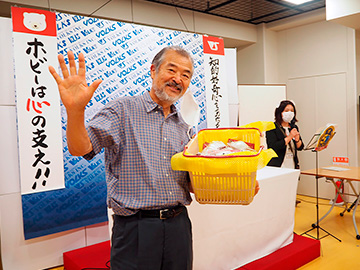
<box><xmin>301</xmin><ymin>124</ymin><xmax>341</xmax><ymax>242</ymax></box>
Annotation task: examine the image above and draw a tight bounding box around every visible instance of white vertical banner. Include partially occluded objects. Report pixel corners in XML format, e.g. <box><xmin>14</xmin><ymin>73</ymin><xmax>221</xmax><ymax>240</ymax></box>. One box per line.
<box><xmin>225</xmin><ymin>48</ymin><xmax>238</xmax><ymax>127</ymax></box>
<box><xmin>203</xmin><ymin>35</ymin><xmax>229</xmax><ymax>128</ymax></box>
<box><xmin>12</xmin><ymin>7</ymin><xmax>65</xmax><ymax>194</ymax></box>
<box><xmin>225</xmin><ymin>48</ymin><xmax>238</xmax><ymax>104</ymax></box>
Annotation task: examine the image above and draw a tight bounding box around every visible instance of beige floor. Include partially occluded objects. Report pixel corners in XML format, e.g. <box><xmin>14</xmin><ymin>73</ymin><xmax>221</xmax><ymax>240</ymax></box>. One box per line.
<box><xmin>48</xmin><ymin>194</ymin><xmax>360</xmax><ymax>270</ymax></box>
<box><xmin>295</xmin><ymin>195</ymin><xmax>360</xmax><ymax>269</ymax></box>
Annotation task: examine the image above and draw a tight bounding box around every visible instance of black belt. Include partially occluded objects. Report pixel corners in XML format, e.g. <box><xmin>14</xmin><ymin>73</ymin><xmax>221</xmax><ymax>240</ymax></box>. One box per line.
<box><xmin>138</xmin><ymin>205</ymin><xmax>184</xmax><ymax>220</ymax></box>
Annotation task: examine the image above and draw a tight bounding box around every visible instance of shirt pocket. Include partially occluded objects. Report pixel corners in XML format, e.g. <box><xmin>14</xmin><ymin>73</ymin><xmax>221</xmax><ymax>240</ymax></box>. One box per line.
<box><xmin>170</xmin><ymin>136</ymin><xmax>188</xmax><ymax>154</ymax></box>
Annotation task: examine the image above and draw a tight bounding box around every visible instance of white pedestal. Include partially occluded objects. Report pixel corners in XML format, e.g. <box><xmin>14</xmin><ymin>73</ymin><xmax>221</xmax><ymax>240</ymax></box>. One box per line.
<box><xmin>189</xmin><ymin>166</ymin><xmax>300</xmax><ymax>270</ymax></box>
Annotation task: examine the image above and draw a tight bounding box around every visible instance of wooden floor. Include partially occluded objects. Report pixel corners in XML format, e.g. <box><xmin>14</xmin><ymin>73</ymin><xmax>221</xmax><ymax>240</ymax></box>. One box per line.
<box><xmin>48</xmin><ymin>194</ymin><xmax>360</xmax><ymax>270</ymax></box>
<box><xmin>295</xmin><ymin>194</ymin><xmax>360</xmax><ymax>269</ymax></box>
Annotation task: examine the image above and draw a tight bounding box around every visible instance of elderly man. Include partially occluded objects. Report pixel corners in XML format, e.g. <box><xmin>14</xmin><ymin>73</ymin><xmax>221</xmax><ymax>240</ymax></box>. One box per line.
<box><xmin>49</xmin><ymin>46</ymin><xmax>194</xmax><ymax>269</ymax></box>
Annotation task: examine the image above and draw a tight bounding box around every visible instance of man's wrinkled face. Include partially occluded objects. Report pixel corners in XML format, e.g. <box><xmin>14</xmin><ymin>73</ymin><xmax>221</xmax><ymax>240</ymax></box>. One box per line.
<box><xmin>151</xmin><ymin>50</ymin><xmax>193</xmax><ymax>105</ymax></box>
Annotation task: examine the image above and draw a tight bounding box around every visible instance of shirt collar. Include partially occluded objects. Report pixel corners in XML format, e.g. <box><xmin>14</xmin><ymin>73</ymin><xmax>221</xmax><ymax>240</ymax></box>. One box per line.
<box><xmin>142</xmin><ymin>91</ymin><xmax>178</xmax><ymax>115</ymax></box>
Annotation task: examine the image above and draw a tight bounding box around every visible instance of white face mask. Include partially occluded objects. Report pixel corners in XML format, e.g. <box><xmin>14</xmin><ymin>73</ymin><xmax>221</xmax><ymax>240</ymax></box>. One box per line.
<box><xmin>282</xmin><ymin>111</ymin><xmax>294</xmax><ymax>123</ymax></box>
<box><xmin>180</xmin><ymin>90</ymin><xmax>200</xmax><ymax>138</ymax></box>
<box><xmin>180</xmin><ymin>90</ymin><xmax>200</xmax><ymax>127</ymax></box>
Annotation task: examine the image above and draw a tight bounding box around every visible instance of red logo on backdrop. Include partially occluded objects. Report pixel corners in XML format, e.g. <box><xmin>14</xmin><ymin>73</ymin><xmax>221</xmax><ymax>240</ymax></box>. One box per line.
<box><xmin>11</xmin><ymin>7</ymin><xmax>56</xmax><ymax>36</ymax></box>
<box><xmin>203</xmin><ymin>36</ymin><xmax>224</xmax><ymax>55</ymax></box>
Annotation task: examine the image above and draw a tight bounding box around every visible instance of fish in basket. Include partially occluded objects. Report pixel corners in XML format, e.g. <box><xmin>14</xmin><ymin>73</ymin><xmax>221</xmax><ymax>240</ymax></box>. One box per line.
<box><xmin>171</xmin><ymin>122</ymin><xmax>277</xmax><ymax>205</ymax></box>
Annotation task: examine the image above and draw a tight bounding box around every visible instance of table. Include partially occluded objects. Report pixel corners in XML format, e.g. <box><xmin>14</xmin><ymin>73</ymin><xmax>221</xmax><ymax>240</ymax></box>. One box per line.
<box><xmin>301</xmin><ymin>165</ymin><xmax>360</xmax><ymax>239</ymax></box>
<box><xmin>188</xmin><ymin>166</ymin><xmax>300</xmax><ymax>269</ymax></box>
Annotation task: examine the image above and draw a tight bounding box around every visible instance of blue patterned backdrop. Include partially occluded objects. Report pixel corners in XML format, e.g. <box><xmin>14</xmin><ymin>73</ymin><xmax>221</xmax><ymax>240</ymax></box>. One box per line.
<box><xmin>21</xmin><ymin>12</ymin><xmax>206</xmax><ymax>239</ymax></box>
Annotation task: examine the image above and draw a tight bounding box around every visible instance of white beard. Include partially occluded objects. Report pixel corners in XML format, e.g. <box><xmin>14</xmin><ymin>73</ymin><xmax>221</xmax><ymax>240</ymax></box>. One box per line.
<box><xmin>153</xmin><ymin>83</ymin><xmax>183</xmax><ymax>104</ymax></box>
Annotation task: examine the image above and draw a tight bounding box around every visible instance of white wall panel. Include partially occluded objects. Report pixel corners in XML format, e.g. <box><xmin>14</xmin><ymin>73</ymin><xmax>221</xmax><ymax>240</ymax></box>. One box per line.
<box><xmin>0</xmin><ymin>17</ymin><xmax>19</xmax><ymax>197</ymax></box>
<box><xmin>237</xmin><ymin>24</ymin><xmax>264</xmax><ymax>84</ymax></box>
<box><xmin>287</xmin><ymin>77</ymin><xmax>317</xmax><ymax>196</ymax></box>
<box><xmin>264</xmin><ymin>25</ymin><xmax>279</xmax><ymax>83</ymax></box>
<box><xmin>238</xmin><ymin>84</ymin><xmax>286</xmax><ymax>126</ymax></box>
<box><xmin>0</xmin><ymin>17</ymin><xmax>15</xmax><ymax>105</ymax></box>
<box><xmin>0</xmin><ymin>106</ymin><xmax>20</xmax><ymax>195</ymax></box>
<box><xmin>316</xmin><ymin>73</ymin><xmax>348</xmax><ymax>162</ymax></box>
<box><xmin>279</xmin><ymin>21</ymin><xmax>348</xmax><ymax>80</ymax></box>
<box><xmin>288</xmin><ymin>74</ymin><xmax>348</xmax><ymax>198</ymax></box>
<box><xmin>278</xmin><ymin>19</ymin><xmax>357</xmax><ymax>199</ymax></box>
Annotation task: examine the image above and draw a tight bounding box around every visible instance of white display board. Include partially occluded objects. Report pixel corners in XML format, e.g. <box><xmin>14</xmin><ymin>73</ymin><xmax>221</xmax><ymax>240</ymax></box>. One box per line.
<box><xmin>189</xmin><ymin>166</ymin><xmax>300</xmax><ymax>269</ymax></box>
<box><xmin>238</xmin><ymin>84</ymin><xmax>286</xmax><ymax>126</ymax></box>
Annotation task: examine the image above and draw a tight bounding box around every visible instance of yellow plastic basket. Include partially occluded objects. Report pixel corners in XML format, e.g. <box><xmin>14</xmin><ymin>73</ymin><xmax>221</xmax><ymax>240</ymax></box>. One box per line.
<box><xmin>171</xmin><ymin>125</ymin><xmax>277</xmax><ymax>205</ymax></box>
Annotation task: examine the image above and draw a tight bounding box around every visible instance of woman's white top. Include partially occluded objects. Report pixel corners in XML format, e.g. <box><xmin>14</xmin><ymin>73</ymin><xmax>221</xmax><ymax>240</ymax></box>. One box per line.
<box><xmin>281</xmin><ymin>127</ymin><xmax>295</xmax><ymax>169</ymax></box>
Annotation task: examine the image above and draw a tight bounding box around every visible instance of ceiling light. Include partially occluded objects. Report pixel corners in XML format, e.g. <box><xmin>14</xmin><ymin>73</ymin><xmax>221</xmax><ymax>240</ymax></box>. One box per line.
<box><xmin>283</xmin><ymin>0</ymin><xmax>314</xmax><ymax>4</ymax></box>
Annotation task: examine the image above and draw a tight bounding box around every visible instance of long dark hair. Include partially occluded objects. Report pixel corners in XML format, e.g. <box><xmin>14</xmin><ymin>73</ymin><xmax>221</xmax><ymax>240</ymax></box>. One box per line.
<box><xmin>274</xmin><ymin>100</ymin><xmax>298</xmax><ymax>125</ymax></box>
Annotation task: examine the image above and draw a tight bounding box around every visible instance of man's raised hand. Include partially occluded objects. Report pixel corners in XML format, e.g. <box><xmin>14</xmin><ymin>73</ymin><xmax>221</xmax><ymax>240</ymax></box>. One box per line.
<box><xmin>48</xmin><ymin>51</ymin><xmax>102</xmax><ymax>113</ymax></box>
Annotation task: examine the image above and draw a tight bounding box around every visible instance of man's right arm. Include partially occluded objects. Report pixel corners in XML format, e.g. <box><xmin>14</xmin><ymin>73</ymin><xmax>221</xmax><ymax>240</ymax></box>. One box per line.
<box><xmin>49</xmin><ymin>51</ymin><xmax>101</xmax><ymax>156</ymax></box>
<box><xmin>66</xmin><ymin>110</ymin><xmax>93</xmax><ymax>156</ymax></box>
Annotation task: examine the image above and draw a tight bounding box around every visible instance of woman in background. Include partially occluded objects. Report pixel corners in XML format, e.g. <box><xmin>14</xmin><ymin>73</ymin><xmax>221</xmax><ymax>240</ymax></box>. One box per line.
<box><xmin>266</xmin><ymin>100</ymin><xmax>304</xmax><ymax>169</ymax></box>
<box><xmin>266</xmin><ymin>100</ymin><xmax>304</xmax><ymax>205</ymax></box>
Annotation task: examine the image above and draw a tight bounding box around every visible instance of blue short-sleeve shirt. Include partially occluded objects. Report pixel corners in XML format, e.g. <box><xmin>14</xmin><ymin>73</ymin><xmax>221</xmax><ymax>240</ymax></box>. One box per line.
<box><xmin>84</xmin><ymin>91</ymin><xmax>192</xmax><ymax>216</ymax></box>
